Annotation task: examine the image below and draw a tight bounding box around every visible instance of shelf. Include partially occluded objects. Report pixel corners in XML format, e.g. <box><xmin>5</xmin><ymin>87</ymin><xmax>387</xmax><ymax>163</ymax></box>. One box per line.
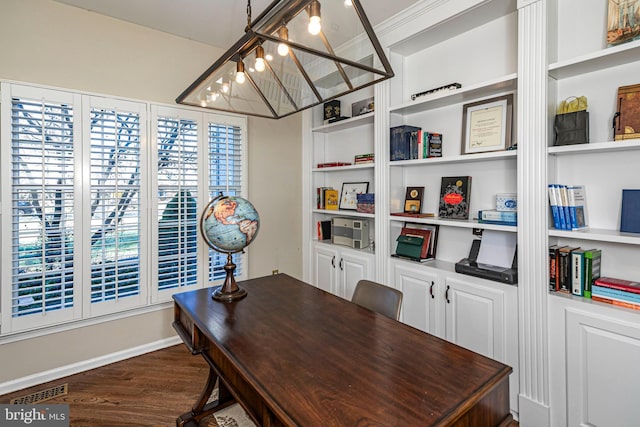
<box><xmin>549</xmin><ymin>227</ymin><xmax>640</xmax><ymax>245</ymax></box>
<box><xmin>312</xmin><ymin>163</ymin><xmax>374</xmax><ymax>172</ymax></box>
<box><xmin>389</xmin><ymin>216</ymin><xmax>517</xmax><ymax>232</ymax></box>
<box><xmin>548</xmin><ymin>139</ymin><xmax>640</xmax><ymax>155</ymax></box>
<box><xmin>311</xmin><ymin>112</ymin><xmax>374</xmax><ymax>133</ymax></box>
<box><xmin>313</xmin><ymin>209</ymin><xmax>375</xmax><ymax>219</ymax></box>
<box><xmin>389</xmin><ymin>74</ymin><xmax>517</xmax><ymax>116</ymax></box>
<box><xmin>548</xmin><ymin>40</ymin><xmax>640</xmax><ymax>80</ymax></box>
<box><xmin>389</xmin><ymin>149</ymin><xmax>516</xmax><ymax>167</ymax></box>
<box><xmin>549</xmin><ymin>291</ymin><xmax>640</xmax><ymax>315</ymax></box>
<box><xmin>390</xmin><ymin>255</ymin><xmax>457</xmax><ymax>273</ymax></box>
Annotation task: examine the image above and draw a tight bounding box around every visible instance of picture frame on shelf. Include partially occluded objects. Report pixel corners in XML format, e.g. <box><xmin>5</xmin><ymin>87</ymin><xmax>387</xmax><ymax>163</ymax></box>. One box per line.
<box><xmin>461</xmin><ymin>94</ymin><xmax>513</xmax><ymax>155</ymax></box>
<box><xmin>607</xmin><ymin>0</ymin><xmax>640</xmax><ymax>47</ymax></box>
<box><xmin>404</xmin><ymin>186</ymin><xmax>424</xmax><ymax>213</ymax></box>
<box><xmin>339</xmin><ymin>182</ymin><xmax>369</xmax><ymax>210</ymax></box>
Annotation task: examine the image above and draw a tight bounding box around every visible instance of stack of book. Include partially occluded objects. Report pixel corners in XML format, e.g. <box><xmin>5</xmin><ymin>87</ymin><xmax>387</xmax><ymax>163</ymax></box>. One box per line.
<box><xmin>354</xmin><ymin>153</ymin><xmax>374</xmax><ymax>164</ymax></box>
<box><xmin>317</xmin><ymin>161</ymin><xmax>351</xmax><ymax>168</ymax></box>
<box><xmin>390</xmin><ymin>125</ymin><xmax>443</xmax><ymax>161</ymax></box>
<box><xmin>548</xmin><ymin>184</ymin><xmax>588</xmax><ymax>230</ymax></box>
<box><xmin>592</xmin><ymin>277</ymin><xmax>640</xmax><ymax>311</ymax></box>
<box><xmin>316</xmin><ymin>187</ymin><xmax>338</xmax><ymax>210</ymax></box>
<box><xmin>477</xmin><ymin>209</ymin><xmax>517</xmax><ymax>226</ymax></box>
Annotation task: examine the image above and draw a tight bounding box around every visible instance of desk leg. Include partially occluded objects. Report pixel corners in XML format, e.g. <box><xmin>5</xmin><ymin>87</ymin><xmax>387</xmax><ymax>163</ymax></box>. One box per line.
<box><xmin>176</xmin><ymin>366</ymin><xmax>236</xmax><ymax>427</ymax></box>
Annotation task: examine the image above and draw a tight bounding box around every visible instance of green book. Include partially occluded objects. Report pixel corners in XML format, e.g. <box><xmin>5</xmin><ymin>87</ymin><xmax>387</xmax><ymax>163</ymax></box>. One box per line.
<box><xmin>583</xmin><ymin>249</ymin><xmax>602</xmax><ymax>299</ymax></box>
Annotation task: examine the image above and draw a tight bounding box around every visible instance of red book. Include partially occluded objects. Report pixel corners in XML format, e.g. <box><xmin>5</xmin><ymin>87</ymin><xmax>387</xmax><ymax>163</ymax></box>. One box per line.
<box><xmin>594</xmin><ymin>277</ymin><xmax>640</xmax><ymax>295</ymax></box>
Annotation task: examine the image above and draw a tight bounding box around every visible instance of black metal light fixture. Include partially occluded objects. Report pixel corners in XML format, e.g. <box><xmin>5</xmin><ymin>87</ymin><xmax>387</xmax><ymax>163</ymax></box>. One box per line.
<box><xmin>176</xmin><ymin>0</ymin><xmax>394</xmax><ymax>119</ymax></box>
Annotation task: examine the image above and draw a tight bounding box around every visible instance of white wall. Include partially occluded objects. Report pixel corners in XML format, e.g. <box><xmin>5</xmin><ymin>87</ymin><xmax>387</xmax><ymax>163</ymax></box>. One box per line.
<box><xmin>0</xmin><ymin>0</ymin><xmax>301</xmax><ymax>386</ymax></box>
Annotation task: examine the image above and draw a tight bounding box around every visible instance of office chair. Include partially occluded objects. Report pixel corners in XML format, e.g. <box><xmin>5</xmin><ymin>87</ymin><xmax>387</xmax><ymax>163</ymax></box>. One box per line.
<box><xmin>351</xmin><ymin>280</ymin><xmax>403</xmax><ymax>320</ymax></box>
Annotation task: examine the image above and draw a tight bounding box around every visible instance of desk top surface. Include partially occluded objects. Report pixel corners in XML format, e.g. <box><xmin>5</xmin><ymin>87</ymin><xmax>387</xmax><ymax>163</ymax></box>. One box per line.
<box><xmin>173</xmin><ymin>273</ymin><xmax>512</xmax><ymax>426</ymax></box>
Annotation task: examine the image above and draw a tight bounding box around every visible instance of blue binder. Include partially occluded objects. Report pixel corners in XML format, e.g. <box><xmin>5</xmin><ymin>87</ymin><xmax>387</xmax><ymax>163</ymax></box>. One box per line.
<box><xmin>620</xmin><ymin>189</ymin><xmax>640</xmax><ymax>233</ymax></box>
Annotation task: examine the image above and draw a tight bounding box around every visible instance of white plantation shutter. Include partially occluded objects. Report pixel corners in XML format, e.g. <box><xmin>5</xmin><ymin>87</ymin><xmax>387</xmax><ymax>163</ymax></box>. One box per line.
<box><xmin>155</xmin><ymin>111</ymin><xmax>200</xmax><ymax>296</ymax></box>
<box><xmin>1</xmin><ymin>84</ymin><xmax>82</xmax><ymax>332</ymax></box>
<box><xmin>86</xmin><ymin>97</ymin><xmax>146</xmax><ymax>314</ymax></box>
<box><xmin>207</xmin><ymin>119</ymin><xmax>246</xmax><ymax>282</ymax></box>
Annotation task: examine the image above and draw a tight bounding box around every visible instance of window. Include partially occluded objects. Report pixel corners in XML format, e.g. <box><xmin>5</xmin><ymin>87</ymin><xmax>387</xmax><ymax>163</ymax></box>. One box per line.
<box><xmin>1</xmin><ymin>83</ymin><xmax>247</xmax><ymax>335</ymax></box>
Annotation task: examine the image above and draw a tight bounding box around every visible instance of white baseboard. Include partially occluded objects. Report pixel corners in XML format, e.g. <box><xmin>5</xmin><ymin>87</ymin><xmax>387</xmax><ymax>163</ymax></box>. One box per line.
<box><xmin>0</xmin><ymin>336</ymin><xmax>182</xmax><ymax>396</ymax></box>
<box><xmin>518</xmin><ymin>394</ymin><xmax>551</xmax><ymax>427</ymax></box>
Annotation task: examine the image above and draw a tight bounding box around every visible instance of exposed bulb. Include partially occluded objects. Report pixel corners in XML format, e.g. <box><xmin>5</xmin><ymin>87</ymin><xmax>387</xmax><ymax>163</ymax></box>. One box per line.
<box><xmin>278</xmin><ymin>43</ymin><xmax>289</xmax><ymax>56</ymax></box>
<box><xmin>221</xmin><ymin>82</ymin><xmax>229</xmax><ymax>93</ymax></box>
<box><xmin>308</xmin><ymin>16</ymin><xmax>321</xmax><ymax>35</ymax></box>
<box><xmin>235</xmin><ymin>61</ymin><xmax>246</xmax><ymax>84</ymax></box>
<box><xmin>277</xmin><ymin>26</ymin><xmax>289</xmax><ymax>56</ymax></box>
<box><xmin>344</xmin><ymin>0</ymin><xmax>352</xmax><ymax>6</ymax></box>
<box><xmin>254</xmin><ymin>45</ymin><xmax>266</xmax><ymax>72</ymax></box>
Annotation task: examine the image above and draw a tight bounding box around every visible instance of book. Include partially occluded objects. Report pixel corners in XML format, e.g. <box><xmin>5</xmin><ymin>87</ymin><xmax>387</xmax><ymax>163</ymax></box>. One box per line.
<box><xmin>317</xmin><ymin>220</ymin><xmax>331</xmax><ymax>240</ymax></box>
<box><xmin>317</xmin><ymin>162</ymin><xmax>352</xmax><ymax>168</ymax></box>
<box><xmin>404</xmin><ymin>186</ymin><xmax>424</xmax><ymax>213</ymax></box>
<box><xmin>557</xmin><ymin>185</ymin><xmax>571</xmax><ymax>231</ymax></box>
<box><xmin>548</xmin><ymin>184</ymin><xmax>561</xmax><ymax>230</ymax></box>
<box><xmin>548</xmin><ymin>245</ymin><xmax>565</xmax><ymax>292</ymax></box>
<box><xmin>566</xmin><ymin>185</ymin><xmax>588</xmax><ymax>230</ymax></box>
<box><xmin>592</xmin><ymin>285</ymin><xmax>640</xmax><ymax>304</ymax></box>
<box><xmin>620</xmin><ymin>189</ymin><xmax>640</xmax><ymax>233</ymax></box>
<box><xmin>390</xmin><ymin>212</ymin><xmax>435</xmax><ymax>218</ymax></box>
<box><xmin>317</xmin><ymin>186</ymin><xmax>332</xmax><ymax>209</ymax></box>
<box><xmin>422</xmin><ymin>132</ymin><xmax>442</xmax><ymax>158</ymax></box>
<box><xmin>390</xmin><ymin>125</ymin><xmax>421</xmax><ymax>161</ymax></box>
<box><xmin>324</xmin><ymin>189</ymin><xmax>339</xmax><ymax>210</ymax></box>
<box><xmin>558</xmin><ymin>246</ymin><xmax>580</xmax><ymax>293</ymax></box>
<box><xmin>613</xmin><ymin>84</ymin><xmax>640</xmax><ymax>140</ymax></box>
<box><xmin>478</xmin><ymin>209</ymin><xmax>517</xmax><ymax>225</ymax></box>
<box><xmin>571</xmin><ymin>248</ymin><xmax>588</xmax><ymax>296</ymax></box>
<box><xmin>594</xmin><ymin>277</ymin><xmax>640</xmax><ymax>295</ymax></box>
<box><xmin>592</xmin><ymin>295</ymin><xmax>640</xmax><ymax>311</ymax></box>
<box><xmin>438</xmin><ymin>176</ymin><xmax>472</xmax><ymax>220</ymax></box>
<box><xmin>583</xmin><ymin>248</ymin><xmax>601</xmax><ymax>299</ymax></box>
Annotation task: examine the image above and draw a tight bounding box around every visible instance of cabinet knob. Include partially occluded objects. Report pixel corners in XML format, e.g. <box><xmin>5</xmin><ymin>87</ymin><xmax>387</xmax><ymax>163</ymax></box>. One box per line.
<box><xmin>445</xmin><ymin>285</ymin><xmax>450</xmax><ymax>304</ymax></box>
<box><xmin>429</xmin><ymin>281</ymin><xmax>435</xmax><ymax>299</ymax></box>
<box><xmin>331</xmin><ymin>256</ymin><xmax>335</xmax><ymax>268</ymax></box>
<box><xmin>339</xmin><ymin>258</ymin><xmax>344</xmax><ymax>271</ymax></box>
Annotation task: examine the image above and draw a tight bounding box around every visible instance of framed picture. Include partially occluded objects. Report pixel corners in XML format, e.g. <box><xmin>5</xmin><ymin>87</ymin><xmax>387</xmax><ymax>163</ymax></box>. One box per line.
<box><xmin>340</xmin><ymin>182</ymin><xmax>369</xmax><ymax>210</ymax></box>
<box><xmin>404</xmin><ymin>186</ymin><xmax>424</xmax><ymax>213</ymax></box>
<box><xmin>461</xmin><ymin>94</ymin><xmax>513</xmax><ymax>155</ymax></box>
<box><xmin>607</xmin><ymin>1</ymin><xmax>640</xmax><ymax>47</ymax></box>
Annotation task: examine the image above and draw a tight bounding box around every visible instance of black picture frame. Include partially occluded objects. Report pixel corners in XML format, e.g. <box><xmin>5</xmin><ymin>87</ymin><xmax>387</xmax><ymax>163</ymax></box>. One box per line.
<box><xmin>461</xmin><ymin>94</ymin><xmax>513</xmax><ymax>155</ymax></box>
<box><xmin>339</xmin><ymin>182</ymin><xmax>369</xmax><ymax>210</ymax></box>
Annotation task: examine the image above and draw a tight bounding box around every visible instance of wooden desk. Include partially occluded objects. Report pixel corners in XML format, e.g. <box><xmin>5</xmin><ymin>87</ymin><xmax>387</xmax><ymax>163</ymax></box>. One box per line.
<box><xmin>172</xmin><ymin>273</ymin><xmax>512</xmax><ymax>426</ymax></box>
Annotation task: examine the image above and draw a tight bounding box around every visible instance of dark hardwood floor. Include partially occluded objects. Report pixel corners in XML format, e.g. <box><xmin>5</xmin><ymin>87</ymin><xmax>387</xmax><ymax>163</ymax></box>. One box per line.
<box><xmin>2</xmin><ymin>344</ymin><xmax>519</xmax><ymax>426</ymax></box>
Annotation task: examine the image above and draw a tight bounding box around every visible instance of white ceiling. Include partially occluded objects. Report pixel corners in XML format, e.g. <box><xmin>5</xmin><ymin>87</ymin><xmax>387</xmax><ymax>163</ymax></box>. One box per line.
<box><xmin>52</xmin><ymin>0</ymin><xmax>420</xmax><ymax>49</ymax></box>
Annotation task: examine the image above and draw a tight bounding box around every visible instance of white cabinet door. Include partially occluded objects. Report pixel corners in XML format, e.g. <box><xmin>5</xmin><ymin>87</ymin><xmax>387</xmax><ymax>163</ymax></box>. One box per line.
<box><xmin>340</xmin><ymin>250</ymin><xmax>373</xmax><ymax>300</ymax></box>
<box><xmin>312</xmin><ymin>244</ymin><xmax>338</xmax><ymax>295</ymax></box>
<box><xmin>444</xmin><ymin>275</ymin><xmax>508</xmax><ymax>360</ymax></box>
<box><xmin>393</xmin><ymin>262</ymin><xmax>440</xmax><ymax>335</ymax></box>
<box><xmin>565</xmin><ymin>308</ymin><xmax>640</xmax><ymax>427</ymax></box>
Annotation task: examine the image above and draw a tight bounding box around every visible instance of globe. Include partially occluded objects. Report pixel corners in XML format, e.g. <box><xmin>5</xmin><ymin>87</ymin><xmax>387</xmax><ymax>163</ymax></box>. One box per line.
<box><xmin>200</xmin><ymin>194</ymin><xmax>260</xmax><ymax>301</ymax></box>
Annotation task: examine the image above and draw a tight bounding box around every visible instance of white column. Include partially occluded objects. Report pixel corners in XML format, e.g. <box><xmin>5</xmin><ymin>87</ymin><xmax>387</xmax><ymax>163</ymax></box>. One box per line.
<box><xmin>374</xmin><ymin>80</ymin><xmax>390</xmax><ymax>283</ymax></box>
<box><xmin>516</xmin><ymin>1</ymin><xmax>551</xmax><ymax>426</ymax></box>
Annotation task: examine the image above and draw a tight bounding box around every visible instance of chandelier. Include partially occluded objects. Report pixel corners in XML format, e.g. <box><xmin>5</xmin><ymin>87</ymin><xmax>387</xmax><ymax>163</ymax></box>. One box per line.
<box><xmin>175</xmin><ymin>0</ymin><xmax>394</xmax><ymax>119</ymax></box>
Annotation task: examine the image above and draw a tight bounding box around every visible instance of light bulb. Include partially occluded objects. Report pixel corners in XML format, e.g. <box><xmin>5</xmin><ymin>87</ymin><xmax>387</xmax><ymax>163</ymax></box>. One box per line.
<box><xmin>254</xmin><ymin>45</ymin><xmax>266</xmax><ymax>72</ymax></box>
<box><xmin>235</xmin><ymin>61</ymin><xmax>246</xmax><ymax>84</ymax></box>
<box><xmin>308</xmin><ymin>16</ymin><xmax>321</xmax><ymax>35</ymax></box>
<box><xmin>221</xmin><ymin>82</ymin><xmax>229</xmax><ymax>93</ymax></box>
<box><xmin>344</xmin><ymin>0</ymin><xmax>352</xmax><ymax>6</ymax></box>
<box><xmin>308</xmin><ymin>1</ymin><xmax>321</xmax><ymax>35</ymax></box>
<box><xmin>277</xmin><ymin>25</ymin><xmax>289</xmax><ymax>56</ymax></box>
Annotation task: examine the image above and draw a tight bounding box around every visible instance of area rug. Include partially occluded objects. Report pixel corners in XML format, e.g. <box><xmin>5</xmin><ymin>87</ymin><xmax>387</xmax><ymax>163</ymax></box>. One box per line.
<box><xmin>205</xmin><ymin>387</ymin><xmax>256</xmax><ymax>427</ymax></box>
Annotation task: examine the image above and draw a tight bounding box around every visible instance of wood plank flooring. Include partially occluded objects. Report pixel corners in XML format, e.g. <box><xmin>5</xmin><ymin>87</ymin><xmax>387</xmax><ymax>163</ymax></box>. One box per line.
<box><xmin>1</xmin><ymin>344</ymin><xmax>520</xmax><ymax>426</ymax></box>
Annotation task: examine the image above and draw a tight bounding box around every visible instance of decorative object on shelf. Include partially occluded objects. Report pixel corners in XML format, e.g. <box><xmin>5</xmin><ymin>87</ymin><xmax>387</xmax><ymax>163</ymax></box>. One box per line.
<box><xmin>461</xmin><ymin>94</ymin><xmax>514</xmax><ymax>154</ymax></box>
<box><xmin>404</xmin><ymin>186</ymin><xmax>424</xmax><ymax>213</ymax></box>
<box><xmin>200</xmin><ymin>194</ymin><xmax>260</xmax><ymax>301</ymax></box>
<box><xmin>356</xmin><ymin>193</ymin><xmax>375</xmax><ymax>213</ymax></box>
<box><xmin>439</xmin><ymin>176</ymin><xmax>472</xmax><ymax>220</ymax></box>
<box><xmin>394</xmin><ymin>234</ymin><xmax>425</xmax><ymax>260</ymax></box>
<box><xmin>411</xmin><ymin>82</ymin><xmax>461</xmax><ymax>101</ymax></box>
<box><xmin>339</xmin><ymin>182</ymin><xmax>369</xmax><ymax>210</ymax></box>
<box><xmin>620</xmin><ymin>189</ymin><xmax>640</xmax><ymax>233</ymax></box>
<box><xmin>496</xmin><ymin>193</ymin><xmax>517</xmax><ymax>212</ymax></box>
<box><xmin>554</xmin><ymin>96</ymin><xmax>589</xmax><ymax>146</ymax></box>
<box><xmin>324</xmin><ymin>100</ymin><xmax>342</xmax><ymax>121</ymax></box>
<box><xmin>351</xmin><ymin>97</ymin><xmax>374</xmax><ymax>117</ymax></box>
<box><xmin>331</xmin><ymin>217</ymin><xmax>370</xmax><ymax>249</ymax></box>
<box><xmin>175</xmin><ymin>0</ymin><xmax>394</xmax><ymax>119</ymax></box>
<box><xmin>613</xmin><ymin>84</ymin><xmax>640</xmax><ymax>140</ymax></box>
<box><xmin>390</xmin><ymin>125</ymin><xmax>421</xmax><ymax>161</ymax></box>
<box><xmin>400</xmin><ymin>225</ymin><xmax>436</xmax><ymax>259</ymax></box>
<box><xmin>324</xmin><ymin>189</ymin><xmax>339</xmax><ymax>210</ymax></box>
<box><xmin>607</xmin><ymin>0</ymin><xmax>640</xmax><ymax>47</ymax></box>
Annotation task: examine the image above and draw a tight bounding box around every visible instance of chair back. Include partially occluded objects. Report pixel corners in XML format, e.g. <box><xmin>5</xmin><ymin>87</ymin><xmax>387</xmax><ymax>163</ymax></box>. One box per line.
<box><xmin>351</xmin><ymin>280</ymin><xmax>403</xmax><ymax>320</ymax></box>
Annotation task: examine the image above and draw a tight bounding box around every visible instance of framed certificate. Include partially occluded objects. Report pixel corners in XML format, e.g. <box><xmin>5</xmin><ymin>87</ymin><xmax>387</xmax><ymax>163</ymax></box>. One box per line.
<box><xmin>461</xmin><ymin>94</ymin><xmax>513</xmax><ymax>154</ymax></box>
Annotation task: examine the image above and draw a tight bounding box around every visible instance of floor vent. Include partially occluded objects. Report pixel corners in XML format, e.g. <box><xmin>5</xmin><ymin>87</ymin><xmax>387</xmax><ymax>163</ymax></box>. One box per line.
<box><xmin>10</xmin><ymin>383</ymin><xmax>68</xmax><ymax>404</ymax></box>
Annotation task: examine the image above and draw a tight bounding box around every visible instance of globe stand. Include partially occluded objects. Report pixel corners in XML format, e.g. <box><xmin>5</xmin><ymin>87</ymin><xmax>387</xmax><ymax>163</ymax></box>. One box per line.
<box><xmin>212</xmin><ymin>253</ymin><xmax>247</xmax><ymax>302</ymax></box>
